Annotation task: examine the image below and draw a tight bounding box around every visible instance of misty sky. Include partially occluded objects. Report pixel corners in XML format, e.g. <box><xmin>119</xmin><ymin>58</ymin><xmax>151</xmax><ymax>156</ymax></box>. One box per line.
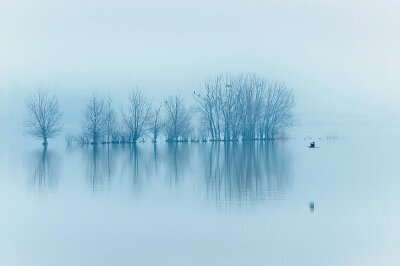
<box><xmin>1</xmin><ymin>0</ymin><xmax>400</xmax><ymax>129</ymax></box>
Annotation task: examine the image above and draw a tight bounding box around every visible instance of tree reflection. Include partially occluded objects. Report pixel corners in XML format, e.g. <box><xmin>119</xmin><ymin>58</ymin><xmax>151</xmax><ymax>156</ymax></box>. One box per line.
<box><xmin>78</xmin><ymin>141</ymin><xmax>292</xmax><ymax>206</ymax></box>
<box><xmin>84</xmin><ymin>144</ymin><xmax>118</xmax><ymax>193</ymax></box>
<box><xmin>124</xmin><ymin>144</ymin><xmax>144</xmax><ymax>195</ymax></box>
<box><xmin>29</xmin><ymin>147</ymin><xmax>59</xmax><ymax>194</ymax></box>
<box><xmin>201</xmin><ymin>141</ymin><xmax>292</xmax><ymax>208</ymax></box>
<box><xmin>165</xmin><ymin>143</ymin><xmax>191</xmax><ymax>188</ymax></box>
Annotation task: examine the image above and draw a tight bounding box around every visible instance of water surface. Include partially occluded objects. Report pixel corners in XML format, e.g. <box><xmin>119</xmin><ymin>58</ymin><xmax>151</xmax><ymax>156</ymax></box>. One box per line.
<box><xmin>0</xmin><ymin>126</ymin><xmax>399</xmax><ymax>266</ymax></box>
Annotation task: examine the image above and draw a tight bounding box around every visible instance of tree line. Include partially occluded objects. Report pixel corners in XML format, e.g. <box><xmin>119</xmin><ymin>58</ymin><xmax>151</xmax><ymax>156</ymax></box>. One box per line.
<box><xmin>24</xmin><ymin>73</ymin><xmax>295</xmax><ymax>146</ymax></box>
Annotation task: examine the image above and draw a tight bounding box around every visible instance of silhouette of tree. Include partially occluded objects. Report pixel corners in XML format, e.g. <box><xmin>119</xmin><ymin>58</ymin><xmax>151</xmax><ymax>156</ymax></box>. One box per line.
<box><xmin>24</xmin><ymin>89</ymin><xmax>62</xmax><ymax>145</ymax></box>
<box><xmin>151</xmin><ymin>104</ymin><xmax>163</xmax><ymax>142</ymax></box>
<box><xmin>164</xmin><ymin>93</ymin><xmax>191</xmax><ymax>142</ymax></box>
<box><xmin>104</xmin><ymin>94</ymin><xmax>117</xmax><ymax>143</ymax></box>
<box><xmin>83</xmin><ymin>92</ymin><xmax>106</xmax><ymax>144</ymax></box>
<box><xmin>122</xmin><ymin>89</ymin><xmax>152</xmax><ymax>142</ymax></box>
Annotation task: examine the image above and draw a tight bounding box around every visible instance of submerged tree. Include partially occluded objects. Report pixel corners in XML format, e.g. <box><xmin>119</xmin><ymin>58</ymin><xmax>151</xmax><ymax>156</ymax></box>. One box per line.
<box><xmin>236</xmin><ymin>74</ymin><xmax>266</xmax><ymax>140</ymax></box>
<box><xmin>122</xmin><ymin>89</ymin><xmax>152</xmax><ymax>142</ymax></box>
<box><xmin>164</xmin><ymin>93</ymin><xmax>191</xmax><ymax>142</ymax></box>
<box><xmin>104</xmin><ymin>94</ymin><xmax>117</xmax><ymax>143</ymax></box>
<box><xmin>83</xmin><ymin>92</ymin><xmax>106</xmax><ymax>144</ymax></box>
<box><xmin>62</xmin><ymin>73</ymin><xmax>295</xmax><ymax>145</ymax></box>
<box><xmin>194</xmin><ymin>76</ymin><xmax>223</xmax><ymax>141</ymax></box>
<box><xmin>220</xmin><ymin>80</ymin><xmax>240</xmax><ymax>140</ymax></box>
<box><xmin>195</xmin><ymin>74</ymin><xmax>295</xmax><ymax>140</ymax></box>
<box><xmin>24</xmin><ymin>90</ymin><xmax>63</xmax><ymax>145</ymax></box>
<box><xmin>151</xmin><ymin>104</ymin><xmax>163</xmax><ymax>142</ymax></box>
<box><xmin>261</xmin><ymin>82</ymin><xmax>295</xmax><ymax>139</ymax></box>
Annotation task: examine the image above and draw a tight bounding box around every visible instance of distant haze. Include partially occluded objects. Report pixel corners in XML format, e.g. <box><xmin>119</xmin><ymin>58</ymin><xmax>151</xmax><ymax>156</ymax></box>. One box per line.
<box><xmin>1</xmin><ymin>0</ymin><xmax>400</xmax><ymax>130</ymax></box>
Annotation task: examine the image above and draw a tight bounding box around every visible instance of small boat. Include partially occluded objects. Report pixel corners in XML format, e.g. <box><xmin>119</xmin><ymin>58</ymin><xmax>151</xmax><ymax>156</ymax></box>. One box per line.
<box><xmin>308</xmin><ymin>141</ymin><xmax>317</xmax><ymax>148</ymax></box>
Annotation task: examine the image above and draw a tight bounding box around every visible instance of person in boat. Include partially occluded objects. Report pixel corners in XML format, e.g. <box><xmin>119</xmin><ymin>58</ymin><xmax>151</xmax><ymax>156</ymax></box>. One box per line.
<box><xmin>310</xmin><ymin>141</ymin><xmax>315</xmax><ymax>148</ymax></box>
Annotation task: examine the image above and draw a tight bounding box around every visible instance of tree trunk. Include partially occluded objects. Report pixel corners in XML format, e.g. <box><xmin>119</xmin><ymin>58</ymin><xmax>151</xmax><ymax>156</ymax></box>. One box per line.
<box><xmin>43</xmin><ymin>136</ymin><xmax>48</xmax><ymax>146</ymax></box>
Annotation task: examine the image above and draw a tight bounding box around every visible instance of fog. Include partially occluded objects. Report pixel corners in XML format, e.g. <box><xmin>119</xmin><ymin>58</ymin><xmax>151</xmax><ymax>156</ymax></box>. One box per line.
<box><xmin>1</xmin><ymin>0</ymin><xmax>400</xmax><ymax>129</ymax></box>
<box><xmin>2</xmin><ymin>2</ymin><xmax>400</xmax><ymax>265</ymax></box>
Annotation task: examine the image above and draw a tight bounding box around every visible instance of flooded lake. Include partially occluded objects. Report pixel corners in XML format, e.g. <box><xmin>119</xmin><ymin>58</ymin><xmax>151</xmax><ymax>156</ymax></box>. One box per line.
<box><xmin>1</xmin><ymin>125</ymin><xmax>399</xmax><ymax>266</ymax></box>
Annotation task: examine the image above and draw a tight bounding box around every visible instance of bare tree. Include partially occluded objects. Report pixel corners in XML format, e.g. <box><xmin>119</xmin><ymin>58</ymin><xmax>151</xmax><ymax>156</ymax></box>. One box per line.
<box><xmin>122</xmin><ymin>89</ymin><xmax>152</xmax><ymax>142</ymax></box>
<box><xmin>164</xmin><ymin>93</ymin><xmax>191</xmax><ymax>142</ymax></box>
<box><xmin>194</xmin><ymin>76</ymin><xmax>222</xmax><ymax>140</ymax></box>
<box><xmin>104</xmin><ymin>94</ymin><xmax>117</xmax><ymax>143</ymax></box>
<box><xmin>220</xmin><ymin>75</ymin><xmax>242</xmax><ymax>140</ymax></box>
<box><xmin>83</xmin><ymin>92</ymin><xmax>106</xmax><ymax>144</ymax></box>
<box><xmin>151</xmin><ymin>104</ymin><xmax>163</xmax><ymax>142</ymax></box>
<box><xmin>196</xmin><ymin>119</ymin><xmax>210</xmax><ymax>141</ymax></box>
<box><xmin>236</xmin><ymin>74</ymin><xmax>266</xmax><ymax>140</ymax></box>
<box><xmin>24</xmin><ymin>90</ymin><xmax>62</xmax><ymax>145</ymax></box>
<box><xmin>262</xmin><ymin>82</ymin><xmax>295</xmax><ymax>139</ymax></box>
<box><xmin>195</xmin><ymin>73</ymin><xmax>295</xmax><ymax>141</ymax></box>
<box><xmin>195</xmin><ymin>74</ymin><xmax>264</xmax><ymax>141</ymax></box>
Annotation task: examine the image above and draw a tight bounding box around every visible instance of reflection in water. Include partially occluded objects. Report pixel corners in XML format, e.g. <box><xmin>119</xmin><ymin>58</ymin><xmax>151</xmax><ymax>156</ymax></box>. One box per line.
<box><xmin>84</xmin><ymin>144</ymin><xmax>119</xmax><ymax>193</ymax></box>
<box><xmin>201</xmin><ymin>142</ymin><xmax>292</xmax><ymax>208</ymax></box>
<box><xmin>29</xmin><ymin>147</ymin><xmax>60</xmax><ymax>194</ymax></box>
<box><xmin>123</xmin><ymin>144</ymin><xmax>145</xmax><ymax>195</ymax></box>
<box><xmin>165</xmin><ymin>143</ymin><xmax>191</xmax><ymax>188</ymax></box>
<box><xmin>77</xmin><ymin>142</ymin><xmax>292</xmax><ymax>206</ymax></box>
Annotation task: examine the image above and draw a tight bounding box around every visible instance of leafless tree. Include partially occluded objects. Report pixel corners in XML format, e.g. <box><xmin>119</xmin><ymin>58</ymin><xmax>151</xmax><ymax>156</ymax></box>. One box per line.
<box><xmin>111</xmin><ymin>123</ymin><xmax>123</xmax><ymax>143</ymax></box>
<box><xmin>195</xmin><ymin>74</ymin><xmax>264</xmax><ymax>141</ymax></box>
<box><xmin>164</xmin><ymin>93</ymin><xmax>191</xmax><ymax>142</ymax></box>
<box><xmin>194</xmin><ymin>76</ymin><xmax>223</xmax><ymax>140</ymax></box>
<box><xmin>24</xmin><ymin>90</ymin><xmax>62</xmax><ymax>145</ymax></box>
<box><xmin>83</xmin><ymin>92</ymin><xmax>106</xmax><ymax>144</ymax></box>
<box><xmin>261</xmin><ymin>82</ymin><xmax>295</xmax><ymax>139</ymax></box>
<box><xmin>104</xmin><ymin>94</ymin><xmax>117</xmax><ymax>143</ymax></box>
<box><xmin>220</xmin><ymin>75</ymin><xmax>241</xmax><ymax>140</ymax></box>
<box><xmin>151</xmin><ymin>104</ymin><xmax>163</xmax><ymax>142</ymax></box>
<box><xmin>236</xmin><ymin>74</ymin><xmax>266</xmax><ymax>140</ymax></box>
<box><xmin>196</xmin><ymin>120</ymin><xmax>210</xmax><ymax>141</ymax></box>
<box><xmin>195</xmin><ymin>73</ymin><xmax>295</xmax><ymax>141</ymax></box>
<box><xmin>122</xmin><ymin>89</ymin><xmax>152</xmax><ymax>142</ymax></box>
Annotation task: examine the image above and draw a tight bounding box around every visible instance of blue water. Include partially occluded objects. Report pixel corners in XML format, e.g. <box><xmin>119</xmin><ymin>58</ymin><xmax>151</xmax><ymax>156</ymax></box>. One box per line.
<box><xmin>0</xmin><ymin>125</ymin><xmax>399</xmax><ymax>266</ymax></box>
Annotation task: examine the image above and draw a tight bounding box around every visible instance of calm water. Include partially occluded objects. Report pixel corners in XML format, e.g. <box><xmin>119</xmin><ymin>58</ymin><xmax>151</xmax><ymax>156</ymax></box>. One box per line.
<box><xmin>0</xmin><ymin>125</ymin><xmax>400</xmax><ymax>266</ymax></box>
